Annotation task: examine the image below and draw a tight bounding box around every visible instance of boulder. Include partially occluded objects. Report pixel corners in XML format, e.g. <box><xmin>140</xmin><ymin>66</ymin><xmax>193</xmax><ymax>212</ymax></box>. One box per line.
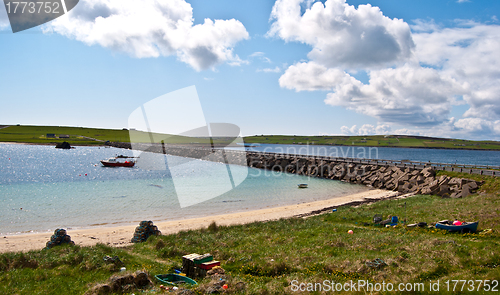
<box><xmin>134</xmin><ymin>271</ymin><xmax>151</xmax><ymax>287</ymax></box>
<box><xmin>461</xmin><ymin>184</ymin><xmax>472</xmax><ymax>198</ymax></box>
<box><xmin>55</xmin><ymin>141</ymin><xmax>71</xmax><ymax>149</ymax></box>
<box><xmin>438</xmin><ymin>176</ymin><xmax>450</xmax><ymax>186</ymax></box>
<box><xmin>110</xmin><ymin>274</ymin><xmax>134</xmax><ymax>292</ymax></box>
<box><xmin>422</xmin><ymin>167</ymin><xmax>436</xmax><ymax>178</ymax></box>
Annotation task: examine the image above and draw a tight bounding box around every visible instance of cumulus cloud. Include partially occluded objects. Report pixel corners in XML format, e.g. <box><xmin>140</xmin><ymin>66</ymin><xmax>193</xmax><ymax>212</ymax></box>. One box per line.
<box><xmin>268</xmin><ymin>0</ymin><xmax>415</xmax><ymax>69</ymax></box>
<box><xmin>270</xmin><ymin>1</ymin><xmax>500</xmax><ymax>139</ymax></box>
<box><xmin>43</xmin><ymin>0</ymin><xmax>249</xmax><ymax>71</ymax></box>
<box><xmin>257</xmin><ymin>66</ymin><xmax>281</xmax><ymax>73</ymax></box>
<box><xmin>279</xmin><ymin>62</ymin><xmax>355</xmax><ymax>91</ymax></box>
<box><xmin>413</xmin><ymin>23</ymin><xmax>500</xmax><ymax>121</ymax></box>
<box><xmin>340</xmin><ymin>124</ymin><xmax>392</xmax><ymax>135</ymax></box>
<box><xmin>325</xmin><ymin>64</ymin><xmax>467</xmax><ymax>126</ymax></box>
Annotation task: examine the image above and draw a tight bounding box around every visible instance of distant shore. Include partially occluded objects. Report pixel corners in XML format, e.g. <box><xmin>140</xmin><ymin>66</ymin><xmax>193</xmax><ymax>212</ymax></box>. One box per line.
<box><xmin>0</xmin><ymin>189</ymin><xmax>399</xmax><ymax>253</ymax></box>
<box><xmin>2</xmin><ymin>140</ymin><xmax>500</xmax><ymax>152</ymax></box>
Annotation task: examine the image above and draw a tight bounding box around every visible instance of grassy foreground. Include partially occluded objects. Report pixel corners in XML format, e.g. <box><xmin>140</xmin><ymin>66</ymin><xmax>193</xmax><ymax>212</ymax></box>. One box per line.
<box><xmin>1</xmin><ymin>172</ymin><xmax>499</xmax><ymax>294</ymax></box>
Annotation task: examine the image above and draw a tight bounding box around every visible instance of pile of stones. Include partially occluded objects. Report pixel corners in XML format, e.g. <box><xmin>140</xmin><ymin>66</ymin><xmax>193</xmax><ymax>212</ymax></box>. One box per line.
<box><xmin>131</xmin><ymin>221</ymin><xmax>161</xmax><ymax>243</ymax></box>
<box><xmin>45</xmin><ymin>228</ymin><xmax>75</xmax><ymax>249</ymax></box>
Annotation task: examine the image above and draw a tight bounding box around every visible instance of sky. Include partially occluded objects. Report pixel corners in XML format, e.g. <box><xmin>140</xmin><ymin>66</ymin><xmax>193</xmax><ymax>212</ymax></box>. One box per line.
<box><xmin>0</xmin><ymin>0</ymin><xmax>499</xmax><ymax>140</ymax></box>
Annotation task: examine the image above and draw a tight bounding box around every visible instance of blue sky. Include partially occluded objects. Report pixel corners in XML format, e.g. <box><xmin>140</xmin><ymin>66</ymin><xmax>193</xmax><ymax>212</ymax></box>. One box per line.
<box><xmin>1</xmin><ymin>0</ymin><xmax>499</xmax><ymax>139</ymax></box>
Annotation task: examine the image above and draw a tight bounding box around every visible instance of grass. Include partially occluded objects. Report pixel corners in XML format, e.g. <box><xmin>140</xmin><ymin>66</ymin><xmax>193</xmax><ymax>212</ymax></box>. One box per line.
<box><xmin>1</xmin><ymin>172</ymin><xmax>500</xmax><ymax>294</ymax></box>
<box><xmin>0</xmin><ymin>125</ymin><xmax>131</xmax><ymax>145</ymax></box>
<box><xmin>2</xmin><ymin>125</ymin><xmax>500</xmax><ymax>151</ymax></box>
<box><xmin>244</xmin><ymin>134</ymin><xmax>500</xmax><ymax>151</ymax></box>
<box><xmin>0</xmin><ymin>125</ymin><xmax>236</xmax><ymax>146</ymax></box>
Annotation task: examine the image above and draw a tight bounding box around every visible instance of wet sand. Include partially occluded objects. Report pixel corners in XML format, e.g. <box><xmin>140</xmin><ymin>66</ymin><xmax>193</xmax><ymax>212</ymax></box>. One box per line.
<box><xmin>0</xmin><ymin>189</ymin><xmax>400</xmax><ymax>253</ymax></box>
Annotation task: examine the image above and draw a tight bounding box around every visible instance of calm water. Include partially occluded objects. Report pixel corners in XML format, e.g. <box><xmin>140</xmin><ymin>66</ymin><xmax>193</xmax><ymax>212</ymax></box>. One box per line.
<box><xmin>0</xmin><ymin>144</ymin><xmax>367</xmax><ymax>234</ymax></box>
<box><xmin>245</xmin><ymin>144</ymin><xmax>500</xmax><ymax>166</ymax></box>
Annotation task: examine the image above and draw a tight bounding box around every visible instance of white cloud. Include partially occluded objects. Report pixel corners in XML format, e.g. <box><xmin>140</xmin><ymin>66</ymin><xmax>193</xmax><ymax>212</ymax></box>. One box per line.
<box><xmin>340</xmin><ymin>124</ymin><xmax>392</xmax><ymax>135</ymax></box>
<box><xmin>413</xmin><ymin>23</ymin><xmax>500</xmax><ymax>121</ymax></box>
<box><xmin>268</xmin><ymin>0</ymin><xmax>415</xmax><ymax>69</ymax></box>
<box><xmin>257</xmin><ymin>66</ymin><xmax>281</xmax><ymax>73</ymax></box>
<box><xmin>43</xmin><ymin>0</ymin><xmax>249</xmax><ymax>71</ymax></box>
<box><xmin>250</xmin><ymin>51</ymin><xmax>272</xmax><ymax>63</ymax></box>
<box><xmin>279</xmin><ymin>62</ymin><xmax>354</xmax><ymax>91</ymax></box>
<box><xmin>270</xmin><ymin>1</ymin><xmax>500</xmax><ymax>139</ymax></box>
<box><xmin>325</xmin><ymin>64</ymin><xmax>467</xmax><ymax>126</ymax></box>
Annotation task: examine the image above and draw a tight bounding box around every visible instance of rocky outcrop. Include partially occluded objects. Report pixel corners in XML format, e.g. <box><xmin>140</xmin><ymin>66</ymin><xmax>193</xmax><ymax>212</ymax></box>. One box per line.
<box><xmin>246</xmin><ymin>153</ymin><xmax>482</xmax><ymax>198</ymax></box>
<box><xmin>55</xmin><ymin>141</ymin><xmax>71</xmax><ymax>149</ymax></box>
<box><xmin>85</xmin><ymin>271</ymin><xmax>151</xmax><ymax>295</ymax></box>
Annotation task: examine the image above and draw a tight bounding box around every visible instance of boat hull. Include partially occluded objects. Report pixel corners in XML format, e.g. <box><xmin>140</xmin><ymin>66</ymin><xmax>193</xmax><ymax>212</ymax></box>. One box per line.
<box><xmin>155</xmin><ymin>274</ymin><xmax>197</xmax><ymax>286</ymax></box>
<box><xmin>100</xmin><ymin>161</ymin><xmax>135</xmax><ymax>167</ymax></box>
<box><xmin>435</xmin><ymin>222</ymin><xmax>478</xmax><ymax>233</ymax></box>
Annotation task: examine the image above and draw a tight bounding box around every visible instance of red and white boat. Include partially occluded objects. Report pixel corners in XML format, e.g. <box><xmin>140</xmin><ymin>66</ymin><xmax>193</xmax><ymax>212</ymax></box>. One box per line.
<box><xmin>100</xmin><ymin>155</ymin><xmax>136</xmax><ymax>167</ymax></box>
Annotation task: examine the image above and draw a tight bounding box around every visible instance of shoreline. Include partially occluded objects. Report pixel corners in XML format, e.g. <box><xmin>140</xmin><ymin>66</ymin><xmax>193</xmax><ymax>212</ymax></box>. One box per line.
<box><xmin>2</xmin><ymin>141</ymin><xmax>500</xmax><ymax>152</ymax></box>
<box><xmin>0</xmin><ymin>189</ymin><xmax>399</xmax><ymax>253</ymax></box>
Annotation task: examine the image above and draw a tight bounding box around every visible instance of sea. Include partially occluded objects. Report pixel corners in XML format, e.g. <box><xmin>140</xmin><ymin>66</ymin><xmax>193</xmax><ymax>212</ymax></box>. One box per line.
<box><xmin>2</xmin><ymin>143</ymin><xmax>499</xmax><ymax>235</ymax></box>
<box><xmin>0</xmin><ymin>143</ymin><xmax>368</xmax><ymax>235</ymax></box>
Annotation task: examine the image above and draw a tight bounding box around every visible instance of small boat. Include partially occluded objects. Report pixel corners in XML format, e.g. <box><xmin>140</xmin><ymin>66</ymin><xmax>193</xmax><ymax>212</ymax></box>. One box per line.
<box><xmin>100</xmin><ymin>155</ymin><xmax>136</xmax><ymax>167</ymax></box>
<box><xmin>298</xmin><ymin>184</ymin><xmax>308</xmax><ymax>188</ymax></box>
<box><xmin>435</xmin><ymin>221</ymin><xmax>478</xmax><ymax>233</ymax></box>
<box><xmin>155</xmin><ymin>274</ymin><xmax>197</xmax><ymax>286</ymax></box>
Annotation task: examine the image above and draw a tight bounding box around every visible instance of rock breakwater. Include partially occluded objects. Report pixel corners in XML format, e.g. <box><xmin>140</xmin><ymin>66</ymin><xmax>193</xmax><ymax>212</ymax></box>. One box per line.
<box><xmin>246</xmin><ymin>152</ymin><xmax>482</xmax><ymax>198</ymax></box>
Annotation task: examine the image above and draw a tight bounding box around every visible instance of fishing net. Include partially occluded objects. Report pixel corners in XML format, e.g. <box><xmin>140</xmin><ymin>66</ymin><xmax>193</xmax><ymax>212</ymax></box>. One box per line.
<box><xmin>45</xmin><ymin>228</ymin><xmax>75</xmax><ymax>249</ymax></box>
<box><xmin>131</xmin><ymin>220</ymin><xmax>161</xmax><ymax>243</ymax></box>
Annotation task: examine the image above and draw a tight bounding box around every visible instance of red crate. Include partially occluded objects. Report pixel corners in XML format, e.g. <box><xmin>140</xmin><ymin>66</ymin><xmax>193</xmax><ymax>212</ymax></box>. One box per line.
<box><xmin>198</xmin><ymin>261</ymin><xmax>220</xmax><ymax>270</ymax></box>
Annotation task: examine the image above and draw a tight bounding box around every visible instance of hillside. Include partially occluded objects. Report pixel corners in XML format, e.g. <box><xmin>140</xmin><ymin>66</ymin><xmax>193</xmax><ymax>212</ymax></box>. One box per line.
<box><xmin>243</xmin><ymin>135</ymin><xmax>500</xmax><ymax>151</ymax></box>
<box><xmin>2</xmin><ymin>125</ymin><xmax>500</xmax><ymax>151</ymax></box>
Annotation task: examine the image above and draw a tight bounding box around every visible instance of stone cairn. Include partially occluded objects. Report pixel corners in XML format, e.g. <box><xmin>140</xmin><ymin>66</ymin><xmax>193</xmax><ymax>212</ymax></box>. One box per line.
<box><xmin>45</xmin><ymin>228</ymin><xmax>75</xmax><ymax>249</ymax></box>
<box><xmin>131</xmin><ymin>221</ymin><xmax>161</xmax><ymax>243</ymax></box>
<box><xmin>247</xmin><ymin>153</ymin><xmax>482</xmax><ymax>198</ymax></box>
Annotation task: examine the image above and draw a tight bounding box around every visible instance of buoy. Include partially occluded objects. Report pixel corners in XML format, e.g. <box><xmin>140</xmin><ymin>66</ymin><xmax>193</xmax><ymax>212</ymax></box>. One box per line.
<box><xmin>223</xmin><ymin>284</ymin><xmax>228</xmax><ymax>289</ymax></box>
<box><xmin>348</xmin><ymin>230</ymin><xmax>353</xmax><ymax>234</ymax></box>
<box><xmin>453</xmin><ymin>220</ymin><xmax>462</xmax><ymax>226</ymax></box>
<box><xmin>85</xmin><ymin>174</ymin><xmax>87</xmax><ymax>176</ymax></box>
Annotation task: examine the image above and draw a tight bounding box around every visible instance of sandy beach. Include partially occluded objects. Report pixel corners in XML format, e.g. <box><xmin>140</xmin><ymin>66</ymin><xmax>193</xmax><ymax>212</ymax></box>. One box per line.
<box><xmin>0</xmin><ymin>189</ymin><xmax>399</xmax><ymax>253</ymax></box>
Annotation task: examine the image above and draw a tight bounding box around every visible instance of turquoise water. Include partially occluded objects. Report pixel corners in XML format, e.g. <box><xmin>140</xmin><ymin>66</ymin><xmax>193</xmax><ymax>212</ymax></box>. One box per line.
<box><xmin>0</xmin><ymin>144</ymin><xmax>367</xmax><ymax>234</ymax></box>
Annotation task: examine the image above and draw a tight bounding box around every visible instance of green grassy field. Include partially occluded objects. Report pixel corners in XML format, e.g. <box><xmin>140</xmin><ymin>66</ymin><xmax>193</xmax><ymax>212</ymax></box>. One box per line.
<box><xmin>244</xmin><ymin>135</ymin><xmax>500</xmax><ymax>150</ymax></box>
<box><xmin>0</xmin><ymin>125</ymin><xmax>131</xmax><ymax>145</ymax></box>
<box><xmin>2</xmin><ymin>125</ymin><xmax>500</xmax><ymax>151</ymax></box>
<box><xmin>0</xmin><ymin>125</ymin><xmax>234</xmax><ymax>146</ymax></box>
<box><xmin>1</xmin><ymin>171</ymin><xmax>499</xmax><ymax>294</ymax></box>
